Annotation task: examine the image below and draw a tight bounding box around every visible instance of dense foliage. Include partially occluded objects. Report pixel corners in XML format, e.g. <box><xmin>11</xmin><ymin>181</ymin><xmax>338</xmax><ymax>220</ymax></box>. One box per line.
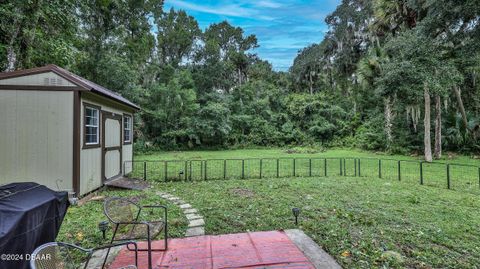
<box><xmin>290</xmin><ymin>0</ymin><xmax>480</xmax><ymax>159</ymax></box>
<box><xmin>1</xmin><ymin>0</ymin><xmax>479</xmax><ymax>159</ymax></box>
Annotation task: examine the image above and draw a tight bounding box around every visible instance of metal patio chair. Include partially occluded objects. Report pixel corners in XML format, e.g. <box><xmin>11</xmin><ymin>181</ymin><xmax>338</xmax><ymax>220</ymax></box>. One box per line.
<box><xmin>103</xmin><ymin>197</ymin><xmax>168</xmax><ymax>269</ymax></box>
<box><xmin>30</xmin><ymin>241</ymin><xmax>138</xmax><ymax>269</ymax></box>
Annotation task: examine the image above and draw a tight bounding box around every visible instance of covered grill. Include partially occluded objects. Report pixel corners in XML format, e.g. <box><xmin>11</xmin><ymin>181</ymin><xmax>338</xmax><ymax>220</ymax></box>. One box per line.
<box><xmin>0</xmin><ymin>182</ymin><xmax>69</xmax><ymax>269</ymax></box>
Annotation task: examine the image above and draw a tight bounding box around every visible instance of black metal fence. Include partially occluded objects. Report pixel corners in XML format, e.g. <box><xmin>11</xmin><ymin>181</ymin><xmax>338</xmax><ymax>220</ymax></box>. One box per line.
<box><xmin>124</xmin><ymin>157</ymin><xmax>480</xmax><ymax>195</ymax></box>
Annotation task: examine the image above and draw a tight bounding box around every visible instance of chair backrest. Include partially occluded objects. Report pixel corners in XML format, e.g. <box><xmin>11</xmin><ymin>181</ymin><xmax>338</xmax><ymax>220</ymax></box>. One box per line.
<box><xmin>104</xmin><ymin>197</ymin><xmax>141</xmax><ymax>224</ymax></box>
<box><xmin>30</xmin><ymin>242</ymin><xmax>88</xmax><ymax>269</ymax></box>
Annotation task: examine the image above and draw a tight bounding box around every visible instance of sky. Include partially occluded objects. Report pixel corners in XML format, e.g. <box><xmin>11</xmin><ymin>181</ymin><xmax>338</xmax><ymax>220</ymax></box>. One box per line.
<box><xmin>163</xmin><ymin>0</ymin><xmax>341</xmax><ymax>71</ymax></box>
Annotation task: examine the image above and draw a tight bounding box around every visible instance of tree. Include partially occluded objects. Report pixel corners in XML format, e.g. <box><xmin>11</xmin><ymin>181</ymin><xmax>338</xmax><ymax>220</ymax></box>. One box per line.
<box><xmin>156</xmin><ymin>8</ymin><xmax>201</xmax><ymax>68</ymax></box>
<box><xmin>196</xmin><ymin>21</ymin><xmax>258</xmax><ymax>91</ymax></box>
<box><xmin>290</xmin><ymin>44</ymin><xmax>325</xmax><ymax>94</ymax></box>
<box><xmin>377</xmin><ymin>30</ymin><xmax>462</xmax><ymax>161</ymax></box>
<box><xmin>0</xmin><ymin>0</ymin><xmax>78</xmax><ymax>71</ymax></box>
<box><xmin>142</xmin><ymin>70</ymin><xmax>199</xmax><ymax>147</ymax></box>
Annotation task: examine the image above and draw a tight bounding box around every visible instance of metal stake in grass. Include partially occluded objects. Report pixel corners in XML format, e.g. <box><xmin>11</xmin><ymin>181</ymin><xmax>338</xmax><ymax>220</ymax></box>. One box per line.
<box><xmin>292</xmin><ymin>207</ymin><xmax>301</xmax><ymax>225</ymax></box>
<box><xmin>98</xmin><ymin>220</ymin><xmax>109</xmax><ymax>240</ymax></box>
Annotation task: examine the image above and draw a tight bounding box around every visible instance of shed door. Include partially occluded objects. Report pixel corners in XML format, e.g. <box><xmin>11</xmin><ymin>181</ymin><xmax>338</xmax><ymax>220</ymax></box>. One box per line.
<box><xmin>102</xmin><ymin>112</ymin><xmax>122</xmax><ymax>182</ymax></box>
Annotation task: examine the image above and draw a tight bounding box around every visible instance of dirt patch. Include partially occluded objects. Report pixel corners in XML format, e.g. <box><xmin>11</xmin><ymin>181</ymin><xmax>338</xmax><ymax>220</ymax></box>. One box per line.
<box><xmin>105</xmin><ymin>177</ymin><xmax>150</xmax><ymax>190</ymax></box>
<box><xmin>283</xmin><ymin>147</ymin><xmax>324</xmax><ymax>154</ymax></box>
<box><xmin>229</xmin><ymin>188</ymin><xmax>255</xmax><ymax>198</ymax></box>
<box><xmin>446</xmin><ymin>152</ymin><xmax>458</xmax><ymax>160</ymax></box>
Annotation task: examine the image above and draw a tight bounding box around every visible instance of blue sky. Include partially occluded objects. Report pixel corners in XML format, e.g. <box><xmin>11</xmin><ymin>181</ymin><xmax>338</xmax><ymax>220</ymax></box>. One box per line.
<box><xmin>163</xmin><ymin>0</ymin><xmax>341</xmax><ymax>71</ymax></box>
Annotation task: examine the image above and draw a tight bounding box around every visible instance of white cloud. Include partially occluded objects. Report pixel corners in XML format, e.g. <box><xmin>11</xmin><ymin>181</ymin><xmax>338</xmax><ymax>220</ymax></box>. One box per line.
<box><xmin>255</xmin><ymin>0</ymin><xmax>284</xmax><ymax>8</ymax></box>
<box><xmin>168</xmin><ymin>0</ymin><xmax>275</xmax><ymax>20</ymax></box>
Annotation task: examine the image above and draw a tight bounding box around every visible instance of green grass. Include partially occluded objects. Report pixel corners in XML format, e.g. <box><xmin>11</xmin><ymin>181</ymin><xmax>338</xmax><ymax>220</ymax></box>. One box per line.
<box><xmin>159</xmin><ymin>176</ymin><xmax>480</xmax><ymax>268</ymax></box>
<box><xmin>58</xmin><ymin>148</ymin><xmax>480</xmax><ymax>268</ymax></box>
<box><xmin>129</xmin><ymin>148</ymin><xmax>480</xmax><ymax>195</ymax></box>
<box><xmin>135</xmin><ymin>148</ymin><xmax>479</xmax><ymax>165</ymax></box>
<box><xmin>57</xmin><ymin>187</ymin><xmax>188</xmax><ymax>249</ymax></box>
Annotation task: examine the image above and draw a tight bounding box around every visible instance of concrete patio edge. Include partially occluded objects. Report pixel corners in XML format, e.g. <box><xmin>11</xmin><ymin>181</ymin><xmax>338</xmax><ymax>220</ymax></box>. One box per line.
<box><xmin>285</xmin><ymin>229</ymin><xmax>342</xmax><ymax>269</ymax></box>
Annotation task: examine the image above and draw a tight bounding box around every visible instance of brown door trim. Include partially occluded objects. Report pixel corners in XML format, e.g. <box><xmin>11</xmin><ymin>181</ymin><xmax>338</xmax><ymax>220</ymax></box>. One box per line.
<box><xmin>101</xmin><ymin>111</ymin><xmax>123</xmax><ymax>183</ymax></box>
<box><xmin>72</xmin><ymin>91</ymin><xmax>81</xmax><ymax>195</ymax></box>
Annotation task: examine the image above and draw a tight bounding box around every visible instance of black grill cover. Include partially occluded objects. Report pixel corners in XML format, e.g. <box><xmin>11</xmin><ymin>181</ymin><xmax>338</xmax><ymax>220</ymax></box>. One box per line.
<box><xmin>0</xmin><ymin>182</ymin><xmax>69</xmax><ymax>269</ymax></box>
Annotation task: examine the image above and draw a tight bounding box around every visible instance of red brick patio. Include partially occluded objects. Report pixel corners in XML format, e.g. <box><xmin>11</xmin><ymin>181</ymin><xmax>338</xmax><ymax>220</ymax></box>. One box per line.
<box><xmin>110</xmin><ymin>230</ymin><xmax>316</xmax><ymax>269</ymax></box>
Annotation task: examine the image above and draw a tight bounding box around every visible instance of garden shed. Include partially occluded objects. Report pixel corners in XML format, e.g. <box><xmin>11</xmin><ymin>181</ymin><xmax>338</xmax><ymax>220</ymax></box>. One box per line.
<box><xmin>0</xmin><ymin>65</ymin><xmax>139</xmax><ymax>196</ymax></box>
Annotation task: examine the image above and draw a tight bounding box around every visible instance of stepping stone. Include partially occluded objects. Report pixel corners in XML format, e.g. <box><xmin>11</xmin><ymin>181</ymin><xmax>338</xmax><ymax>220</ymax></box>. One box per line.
<box><xmin>180</xmin><ymin>204</ymin><xmax>192</xmax><ymax>209</ymax></box>
<box><xmin>85</xmin><ymin>246</ymin><xmax>123</xmax><ymax>268</ymax></box>
<box><xmin>188</xmin><ymin>218</ymin><xmax>205</xmax><ymax>227</ymax></box>
<box><xmin>169</xmin><ymin>198</ymin><xmax>184</xmax><ymax>204</ymax></box>
<box><xmin>185</xmin><ymin>226</ymin><xmax>205</xmax><ymax>237</ymax></box>
<box><xmin>183</xmin><ymin>208</ymin><xmax>198</xmax><ymax>214</ymax></box>
<box><xmin>156</xmin><ymin>191</ymin><xmax>206</xmax><ymax>237</ymax></box>
<box><xmin>185</xmin><ymin>214</ymin><xmax>202</xmax><ymax>221</ymax></box>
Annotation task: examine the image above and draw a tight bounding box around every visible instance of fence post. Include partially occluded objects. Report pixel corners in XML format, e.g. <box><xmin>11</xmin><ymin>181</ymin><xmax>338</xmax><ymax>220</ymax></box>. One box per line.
<box><xmin>200</xmin><ymin>161</ymin><xmax>203</xmax><ymax>180</ymax></box>
<box><xmin>447</xmin><ymin>164</ymin><xmax>451</xmax><ymax>189</ymax></box>
<box><xmin>343</xmin><ymin>159</ymin><xmax>346</xmax><ymax>176</ymax></box>
<box><xmin>276</xmin><ymin>159</ymin><xmax>279</xmax><ymax>178</ymax></box>
<box><xmin>143</xmin><ymin>162</ymin><xmax>147</xmax><ymax>181</ymax></box>
<box><xmin>309</xmin><ymin>159</ymin><xmax>312</xmax><ymax>177</ymax></box>
<box><xmin>260</xmin><ymin>159</ymin><xmax>263</xmax><ymax>179</ymax></box>
<box><xmin>242</xmin><ymin>159</ymin><xmax>245</xmax><ymax>179</ymax></box>
<box><xmin>293</xmin><ymin>158</ymin><xmax>296</xmax><ymax>177</ymax></box>
<box><xmin>398</xmin><ymin>161</ymin><xmax>401</xmax><ymax>181</ymax></box>
<box><xmin>184</xmin><ymin>161</ymin><xmax>188</xmax><ymax>181</ymax></box>
<box><xmin>354</xmin><ymin>159</ymin><xmax>357</xmax><ymax>176</ymax></box>
<box><xmin>478</xmin><ymin>167</ymin><xmax>480</xmax><ymax>189</ymax></box>
<box><xmin>204</xmin><ymin>161</ymin><xmax>208</xmax><ymax>180</ymax></box>
<box><xmin>339</xmin><ymin>159</ymin><xmax>342</xmax><ymax>176</ymax></box>
<box><xmin>378</xmin><ymin>159</ymin><xmax>382</xmax><ymax>179</ymax></box>
<box><xmin>358</xmin><ymin>159</ymin><xmax>361</xmax><ymax>177</ymax></box>
<box><xmin>164</xmin><ymin>161</ymin><xmax>167</xmax><ymax>182</ymax></box>
<box><xmin>189</xmin><ymin>161</ymin><xmax>192</xmax><ymax>181</ymax></box>
<box><xmin>224</xmin><ymin>160</ymin><xmax>227</xmax><ymax>180</ymax></box>
<box><xmin>420</xmin><ymin>162</ymin><xmax>424</xmax><ymax>185</ymax></box>
<box><xmin>324</xmin><ymin>159</ymin><xmax>327</xmax><ymax>177</ymax></box>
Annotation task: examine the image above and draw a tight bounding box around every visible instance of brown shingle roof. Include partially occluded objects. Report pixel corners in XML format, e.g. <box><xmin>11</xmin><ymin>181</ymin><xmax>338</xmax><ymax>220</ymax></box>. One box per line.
<box><xmin>0</xmin><ymin>64</ymin><xmax>140</xmax><ymax>110</ymax></box>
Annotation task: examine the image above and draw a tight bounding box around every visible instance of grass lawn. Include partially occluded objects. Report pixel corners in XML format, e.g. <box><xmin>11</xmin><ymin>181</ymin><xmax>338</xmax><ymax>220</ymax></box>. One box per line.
<box><xmin>135</xmin><ymin>148</ymin><xmax>479</xmax><ymax>165</ymax></box>
<box><xmin>130</xmin><ymin>148</ymin><xmax>480</xmax><ymax>195</ymax></box>
<box><xmin>159</xmin><ymin>176</ymin><xmax>480</xmax><ymax>268</ymax></box>
<box><xmin>58</xmin><ymin>148</ymin><xmax>480</xmax><ymax>268</ymax></box>
<box><xmin>57</xmin><ymin>187</ymin><xmax>188</xmax><ymax>249</ymax></box>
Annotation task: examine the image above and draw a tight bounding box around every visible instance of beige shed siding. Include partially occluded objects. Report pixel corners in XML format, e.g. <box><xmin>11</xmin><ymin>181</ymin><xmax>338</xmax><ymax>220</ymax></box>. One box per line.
<box><xmin>0</xmin><ymin>72</ymin><xmax>77</xmax><ymax>87</ymax></box>
<box><xmin>0</xmin><ymin>90</ymin><xmax>73</xmax><ymax>191</ymax></box>
<box><xmin>79</xmin><ymin>93</ymin><xmax>134</xmax><ymax>195</ymax></box>
<box><xmin>123</xmin><ymin>144</ymin><xmax>133</xmax><ymax>174</ymax></box>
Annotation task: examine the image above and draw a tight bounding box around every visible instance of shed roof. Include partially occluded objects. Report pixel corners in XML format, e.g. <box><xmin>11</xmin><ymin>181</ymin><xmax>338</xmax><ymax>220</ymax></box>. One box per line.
<box><xmin>0</xmin><ymin>65</ymin><xmax>140</xmax><ymax>110</ymax></box>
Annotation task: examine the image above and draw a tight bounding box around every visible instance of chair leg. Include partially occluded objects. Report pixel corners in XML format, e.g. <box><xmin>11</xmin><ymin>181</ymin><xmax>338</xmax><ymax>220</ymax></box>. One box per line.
<box><xmin>147</xmin><ymin>226</ymin><xmax>152</xmax><ymax>269</ymax></box>
<box><xmin>164</xmin><ymin>224</ymin><xmax>168</xmax><ymax>250</ymax></box>
<box><xmin>101</xmin><ymin>225</ymin><xmax>119</xmax><ymax>269</ymax></box>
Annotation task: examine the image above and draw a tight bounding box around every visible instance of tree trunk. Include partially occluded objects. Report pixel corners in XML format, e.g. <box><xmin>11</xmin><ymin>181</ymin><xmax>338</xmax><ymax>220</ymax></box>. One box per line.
<box><xmin>5</xmin><ymin>12</ymin><xmax>22</xmax><ymax>71</ymax></box>
<box><xmin>434</xmin><ymin>95</ymin><xmax>442</xmax><ymax>159</ymax></box>
<box><xmin>424</xmin><ymin>86</ymin><xmax>433</xmax><ymax>162</ymax></box>
<box><xmin>238</xmin><ymin>68</ymin><xmax>242</xmax><ymax>86</ymax></box>
<box><xmin>453</xmin><ymin>85</ymin><xmax>468</xmax><ymax>130</ymax></box>
<box><xmin>309</xmin><ymin>72</ymin><xmax>313</xmax><ymax>95</ymax></box>
<box><xmin>384</xmin><ymin>97</ymin><xmax>393</xmax><ymax>146</ymax></box>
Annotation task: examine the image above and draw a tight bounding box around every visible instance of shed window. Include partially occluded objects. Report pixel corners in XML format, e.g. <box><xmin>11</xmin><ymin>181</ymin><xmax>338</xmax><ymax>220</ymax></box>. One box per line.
<box><xmin>124</xmin><ymin>115</ymin><xmax>132</xmax><ymax>143</ymax></box>
<box><xmin>85</xmin><ymin>106</ymin><xmax>99</xmax><ymax>145</ymax></box>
